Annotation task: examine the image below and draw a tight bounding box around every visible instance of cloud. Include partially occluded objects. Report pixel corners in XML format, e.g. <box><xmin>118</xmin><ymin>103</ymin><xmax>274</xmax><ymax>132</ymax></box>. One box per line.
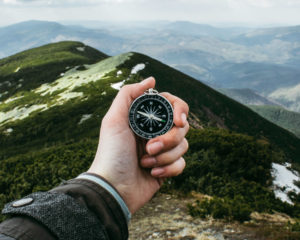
<box><xmin>0</xmin><ymin>0</ymin><xmax>134</xmax><ymax>5</ymax></box>
<box><xmin>227</xmin><ymin>0</ymin><xmax>300</xmax><ymax>9</ymax></box>
<box><xmin>0</xmin><ymin>0</ymin><xmax>299</xmax><ymax>26</ymax></box>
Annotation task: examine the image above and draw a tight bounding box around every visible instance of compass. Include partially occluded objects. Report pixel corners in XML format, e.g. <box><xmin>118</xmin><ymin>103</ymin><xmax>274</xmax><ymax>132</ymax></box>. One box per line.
<box><xmin>129</xmin><ymin>88</ymin><xmax>174</xmax><ymax>139</ymax></box>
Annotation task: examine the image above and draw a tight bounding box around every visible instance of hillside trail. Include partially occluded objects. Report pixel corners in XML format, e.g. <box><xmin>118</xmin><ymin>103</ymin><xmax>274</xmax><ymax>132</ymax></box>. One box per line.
<box><xmin>129</xmin><ymin>193</ymin><xmax>258</xmax><ymax>240</ymax></box>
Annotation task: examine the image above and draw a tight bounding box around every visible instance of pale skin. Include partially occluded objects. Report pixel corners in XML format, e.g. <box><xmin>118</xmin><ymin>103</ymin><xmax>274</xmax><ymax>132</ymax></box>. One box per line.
<box><xmin>88</xmin><ymin>77</ymin><xmax>189</xmax><ymax>214</ymax></box>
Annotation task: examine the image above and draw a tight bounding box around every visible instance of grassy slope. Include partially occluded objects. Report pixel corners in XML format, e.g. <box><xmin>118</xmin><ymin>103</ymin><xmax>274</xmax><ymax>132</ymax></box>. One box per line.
<box><xmin>249</xmin><ymin>105</ymin><xmax>300</xmax><ymax>138</ymax></box>
<box><xmin>0</xmin><ymin>41</ymin><xmax>108</xmax><ymax>101</ymax></box>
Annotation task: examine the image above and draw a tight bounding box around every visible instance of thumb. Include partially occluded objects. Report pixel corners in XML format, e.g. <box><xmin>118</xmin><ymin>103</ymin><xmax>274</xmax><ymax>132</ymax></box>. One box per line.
<box><xmin>106</xmin><ymin>77</ymin><xmax>156</xmax><ymax>119</ymax></box>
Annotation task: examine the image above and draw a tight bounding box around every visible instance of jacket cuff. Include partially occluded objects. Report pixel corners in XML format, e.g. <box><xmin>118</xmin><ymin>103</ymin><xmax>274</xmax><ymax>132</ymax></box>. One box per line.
<box><xmin>51</xmin><ymin>177</ymin><xmax>129</xmax><ymax>240</ymax></box>
<box><xmin>2</xmin><ymin>192</ymin><xmax>106</xmax><ymax>240</ymax></box>
<box><xmin>76</xmin><ymin>173</ymin><xmax>131</xmax><ymax>223</ymax></box>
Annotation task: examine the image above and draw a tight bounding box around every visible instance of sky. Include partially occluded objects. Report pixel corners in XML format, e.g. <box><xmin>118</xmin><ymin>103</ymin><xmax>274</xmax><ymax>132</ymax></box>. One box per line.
<box><xmin>0</xmin><ymin>0</ymin><xmax>300</xmax><ymax>27</ymax></box>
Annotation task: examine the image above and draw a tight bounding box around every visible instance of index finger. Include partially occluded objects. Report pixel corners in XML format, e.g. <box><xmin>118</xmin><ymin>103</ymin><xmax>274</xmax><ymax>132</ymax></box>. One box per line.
<box><xmin>160</xmin><ymin>92</ymin><xmax>189</xmax><ymax>128</ymax></box>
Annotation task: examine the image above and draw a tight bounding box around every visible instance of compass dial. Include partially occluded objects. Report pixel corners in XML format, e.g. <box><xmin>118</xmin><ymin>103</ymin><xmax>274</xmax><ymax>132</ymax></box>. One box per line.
<box><xmin>129</xmin><ymin>93</ymin><xmax>174</xmax><ymax>139</ymax></box>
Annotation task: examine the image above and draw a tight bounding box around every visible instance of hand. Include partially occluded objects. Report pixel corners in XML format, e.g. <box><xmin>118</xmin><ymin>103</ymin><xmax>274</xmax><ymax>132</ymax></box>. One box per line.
<box><xmin>88</xmin><ymin>77</ymin><xmax>189</xmax><ymax>214</ymax></box>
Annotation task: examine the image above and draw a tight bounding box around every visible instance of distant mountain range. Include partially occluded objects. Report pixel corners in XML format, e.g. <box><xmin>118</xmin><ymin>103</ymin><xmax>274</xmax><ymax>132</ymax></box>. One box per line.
<box><xmin>1</xmin><ymin>42</ymin><xmax>300</xmax><ymax>225</ymax></box>
<box><xmin>0</xmin><ymin>20</ymin><xmax>124</xmax><ymax>58</ymax></box>
<box><xmin>2</xmin><ymin>20</ymin><xmax>299</xmax><ymax>113</ymax></box>
<box><xmin>218</xmin><ymin>88</ymin><xmax>279</xmax><ymax>106</ymax></box>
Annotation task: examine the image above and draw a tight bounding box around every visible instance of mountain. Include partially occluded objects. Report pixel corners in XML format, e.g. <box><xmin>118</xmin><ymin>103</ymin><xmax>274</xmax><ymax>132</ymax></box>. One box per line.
<box><xmin>0</xmin><ymin>41</ymin><xmax>108</xmax><ymax>101</ymax></box>
<box><xmin>232</xmin><ymin>25</ymin><xmax>300</xmax><ymax>68</ymax></box>
<box><xmin>216</xmin><ymin>89</ymin><xmax>300</xmax><ymax>138</ymax></box>
<box><xmin>218</xmin><ymin>88</ymin><xmax>279</xmax><ymax>106</ymax></box>
<box><xmin>207</xmin><ymin>62</ymin><xmax>300</xmax><ymax>95</ymax></box>
<box><xmin>1</xmin><ymin>42</ymin><xmax>300</xmax><ymax>229</ymax></box>
<box><xmin>233</xmin><ymin>25</ymin><xmax>300</xmax><ymax>45</ymax></box>
<box><xmin>269</xmin><ymin>83</ymin><xmax>300</xmax><ymax>112</ymax></box>
<box><xmin>162</xmin><ymin>21</ymin><xmax>250</xmax><ymax>39</ymax></box>
<box><xmin>249</xmin><ymin>105</ymin><xmax>300</xmax><ymax>138</ymax></box>
<box><xmin>0</xmin><ymin>20</ymin><xmax>124</xmax><ymax>58</ymax></box>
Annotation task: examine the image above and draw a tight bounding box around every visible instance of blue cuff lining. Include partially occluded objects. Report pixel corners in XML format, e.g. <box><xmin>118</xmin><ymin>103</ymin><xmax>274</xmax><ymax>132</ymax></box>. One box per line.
<box><xmin>76</xmin><ymin>174</ymin><xmax>131</xmax><ymax>223</ymax></box>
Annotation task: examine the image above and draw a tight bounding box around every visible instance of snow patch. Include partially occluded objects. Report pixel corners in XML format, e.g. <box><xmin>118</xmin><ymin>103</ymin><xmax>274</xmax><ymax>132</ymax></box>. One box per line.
<box><xmin>4</xmin><ymin>95</ymin><xmax>24</xmax><ymax>104</ymax></box>
<box><xmin>78</xmin><ymin>114</ymin><xmax>92</xmax><ymax>124</ymax></box>
<box><xmin>5</xmin><ymin>128</ymin><xmax>13</xmax><ymax>133</ymax></box>
<box><xmin>272</xmin><ymin>163</ymin><xmax>300</xmax><ymax>204</ymax></box>
<box><xmin>60</xmin><ymin>73</ymin><xmax>65</xmax><ymax>77</ymax></box>
<box><xmin>14</xmin><ymin>67</ymin><xmax>21</xmax><ymax>73</ymax></box>
<box><xmin>35</xmin><ymin>53</ymin><xmax>132</xmax><ymax>96</ymax></box>
<box><xmin>117</xmin><ymin>70</ymin><xmax>122</xmax><ymax>76</ymax></box>
<box><xmin>111</xmin><ymin>80</ymin><xmax>125</xmax><ymax>90</ymax></box>
<box><xmin>131</xmin><ymin>63</ymin><xmax>145</xmax><ymax>74</ymax></box>
<box><xmin>57</xmin><ymin>92</ymin><xmax>83</xmax><ymax>102</ymax></box>
<box><xmin>0</xmin><ymin>91</ymin><xmax>8</xmax><ymax>98</ymax></box>
<box><xmin>4</xmin><ymin>81</ymin><xmax>11</xmax><ymax>87</ymax></box>
<box><xmin>76</xmin><ymin>47</ymin><xmax>85</xmax><ymax>52</ymax></box>
<box><xmin>0</xmin><ymin>104</ymin><xmax>48</xmax><ymax>125</ymax></box>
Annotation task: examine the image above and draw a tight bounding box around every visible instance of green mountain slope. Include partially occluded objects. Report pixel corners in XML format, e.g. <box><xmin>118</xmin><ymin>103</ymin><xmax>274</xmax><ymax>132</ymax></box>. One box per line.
<box><xmin>1</xmin><ymin>42</ymin><xmax>300</xmax><ymax>224</ymax></box>
<box><xmin>249</xmin><ymin>105</ymin><xmax>300</xmax><ymax>138</ymax></box>
<box><xmin>0</xmin><ymin>41</ymin><xmax>108</xmax><ymax>101</ymax></box>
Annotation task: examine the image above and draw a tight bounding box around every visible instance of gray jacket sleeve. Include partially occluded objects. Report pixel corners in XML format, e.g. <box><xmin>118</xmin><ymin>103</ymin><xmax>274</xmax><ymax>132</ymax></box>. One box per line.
<box><xmin>0</xmin><ymin>175</ymin><xmax>129</xmax><ymax>240</ymax></box>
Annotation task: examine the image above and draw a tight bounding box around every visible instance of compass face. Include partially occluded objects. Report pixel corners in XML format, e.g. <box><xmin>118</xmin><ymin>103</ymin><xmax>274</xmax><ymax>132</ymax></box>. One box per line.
<box><xmin>129</xmin><ymin>93</ymin><xmax>174</xmax><ymax>139</ymax></box>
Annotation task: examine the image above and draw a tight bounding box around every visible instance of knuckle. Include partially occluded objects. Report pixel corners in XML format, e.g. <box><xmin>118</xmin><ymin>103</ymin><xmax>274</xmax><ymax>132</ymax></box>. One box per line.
<box><xmin>156</xmin><ymin>155</ymin><xmax>171</xmax><ymax>165</ymax></box>
<box><xmin>161</xmin><ymin>92</ymin><xmax>171</xmax><ymax>96</ymax></box>
<box><xmin>183</xmin><ymin>138</ymin><xmax>189</xmax><ymax>153</ymax></box>
<box><xmin>170</xmin><ymin>134</ymin><xmax>181</xmax><ymax>146</ymax></box>
<box><xmin>172</xmin><ymin>158</ymin><xmax>186</xmax><ymax>177</ymax></box>
<box><xmin>184</xmin><ymin>102</ymin><xmax>189</xmax><ymax>113</ymax></box>
<box><xmin>185</xmin><ymin>122</ymin><xmax>190</xmax><ymax>131</ymax></box>
<box><xmin>177</xmin><ymin>158</ymin><xmax>186</xmax><ymax>176</ymax></box>
<box><xmin>101</xmin><ymin>115</ymin><xmax>109</xmax><ymax>125</ymax></box>
<box><xmin>120</xmin><ymin>84</ymin><xmax>131</xmax><ymax>92</ymax></box>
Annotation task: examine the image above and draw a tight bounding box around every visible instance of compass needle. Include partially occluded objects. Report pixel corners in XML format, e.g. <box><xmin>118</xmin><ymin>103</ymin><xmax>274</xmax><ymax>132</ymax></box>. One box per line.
<box><xmin>129</xmin><ymin>88</ymin><xmax>174</xmax><ymax>139</ymax></box>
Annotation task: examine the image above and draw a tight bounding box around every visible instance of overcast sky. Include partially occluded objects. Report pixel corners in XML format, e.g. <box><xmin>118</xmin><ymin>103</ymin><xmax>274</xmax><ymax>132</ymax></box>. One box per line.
<box><xmin>1</xmin><ymin>0</ymin><xmax>300</xmax><ymax>27</ymax></box>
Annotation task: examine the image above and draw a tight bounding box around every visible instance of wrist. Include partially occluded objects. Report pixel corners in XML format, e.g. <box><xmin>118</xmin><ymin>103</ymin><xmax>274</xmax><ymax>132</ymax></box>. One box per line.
<box><xmin>78</xmin><ymin>172</ymin><xmax>132</xmax><ymax>222</ymax></box>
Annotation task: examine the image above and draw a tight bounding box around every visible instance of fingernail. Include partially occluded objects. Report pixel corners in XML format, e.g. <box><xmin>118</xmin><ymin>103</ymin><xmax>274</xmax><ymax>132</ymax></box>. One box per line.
<box><xmin>147</xmin><ymin>141</ymin><xmax>163</xmax><ymax>155</ymax></box>
<box><xmin>151</xmin><ymin>168</ymin><xmax>165</xmax><ymax>177</ymax></box>
<box><xmin>181</xmin><ymin>113</ymin><xmax>187</xmax><ymax>125</ymax></box>
<box><xmin>141</xmin><ymin>157</ymin><xmax>156</xmax><ymax>167</ymax></box>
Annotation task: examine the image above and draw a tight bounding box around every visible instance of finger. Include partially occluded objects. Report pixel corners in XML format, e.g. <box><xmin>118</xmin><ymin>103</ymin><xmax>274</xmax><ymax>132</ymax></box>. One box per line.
<box><xmin>151</xmin><ymin>157</ymin><xmax>186</xmax><ymax>178</ymax></box>
<box><xmin>105</xmin><ymin>77</ymin><xmax>155</xmax><ymax>119</ymax></box>
<box><xmin>146</xmin><ymin>122</ymin><xmax>189</xmax><ymax>156</ymax></box>
<box><xmin>160</xmin><ymin>92</ymin><xmax>189</xmax><ymax>128</ymax></box>
<box><xmin>141</xmin><ymin>138</ymin><xmax>188</xmax><ymax>168</ymax></box>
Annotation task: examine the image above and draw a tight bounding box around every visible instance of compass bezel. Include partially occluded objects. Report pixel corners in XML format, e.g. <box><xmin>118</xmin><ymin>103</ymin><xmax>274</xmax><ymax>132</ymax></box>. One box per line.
<box><xmin>129</xmin><ymin>93</ymin><xmax>174</xmax><ymax>139</ymax></box>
